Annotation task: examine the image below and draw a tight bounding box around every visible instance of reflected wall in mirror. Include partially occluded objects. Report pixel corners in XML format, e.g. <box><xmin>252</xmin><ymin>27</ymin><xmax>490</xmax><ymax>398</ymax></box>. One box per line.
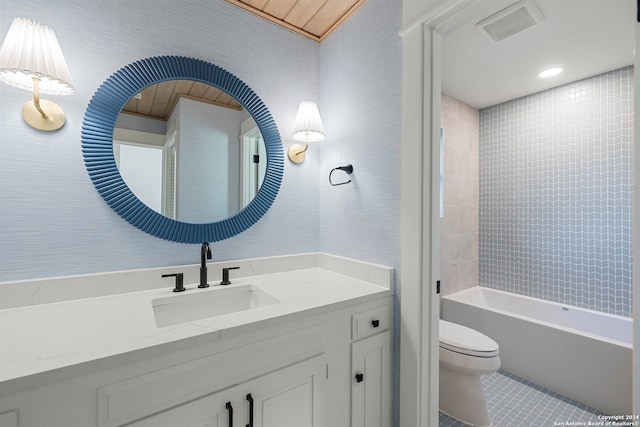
<box><xmin>82</xmin><ymin>56</ymin><xmax>283</xmax><ymax>243</ymax></box>
<box><xmin>113</xmin><ymin>80</ymin><xmax>266</xmax><ymax>223</ymax></box>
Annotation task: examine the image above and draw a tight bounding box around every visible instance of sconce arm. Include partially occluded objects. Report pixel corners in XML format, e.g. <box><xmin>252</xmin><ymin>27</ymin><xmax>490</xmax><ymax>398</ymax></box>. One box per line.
<box><xmin>294</xmin><ymin>143</ymin><xmax>308</xmax><ymax>155</ymax></box>
<box><xmin>31</xmin><ymin>77</ymin><xmax>49</xmax><ymax>119</ymax></box>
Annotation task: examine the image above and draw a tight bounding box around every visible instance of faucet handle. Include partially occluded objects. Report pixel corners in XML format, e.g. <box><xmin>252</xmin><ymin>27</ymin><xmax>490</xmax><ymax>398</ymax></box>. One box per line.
<box><xmin>220</xmin><ymin>266</ymin><xmax>240</xmax><ymax>286</ymax></box>
<box><xmin>162</xmin><ymin>273</ymin><xmax>185</xmax><ymax>292</ymax></box>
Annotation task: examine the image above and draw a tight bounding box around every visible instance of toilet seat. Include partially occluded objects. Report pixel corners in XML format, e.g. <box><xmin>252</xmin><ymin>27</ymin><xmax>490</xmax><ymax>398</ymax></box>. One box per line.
<box><xmin>440</xmin><ymin>319</ymin><xmax>499</xmax><ymax>358</ymax></box>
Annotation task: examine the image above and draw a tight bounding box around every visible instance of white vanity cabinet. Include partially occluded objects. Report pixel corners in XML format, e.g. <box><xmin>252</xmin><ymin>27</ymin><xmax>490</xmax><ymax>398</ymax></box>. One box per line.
<box><xmin>0</xmin><ymin>298</ymin><xmax>392</xmax><ymax>427</ymax></box>
<box><xmin>0</xmin><ymin>255</ymin><xmax>394</xmax><ymax>427</ymax></box>
<box><xmin>97</xmin><ymin>299</ymin><xmax>391</xmax><ymax>427</ymax></box>
<box><xmin>350</xmin><ymin>306</ymin><xmax>392</xmax><ymax>427</ymax></box>
<box><xmin>129</xmin><ymin>355</ymin><xmax>327</xmax><ymax>427</ymax></box>
<box><xmin>96</xmin><ymin>324</ymin><xmax>329</xmax><ymax>427</ymax></box>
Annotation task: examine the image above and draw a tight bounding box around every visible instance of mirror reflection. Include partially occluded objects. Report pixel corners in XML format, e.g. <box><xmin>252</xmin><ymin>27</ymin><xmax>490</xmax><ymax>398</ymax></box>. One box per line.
<box><xmin>113</xmin><ymin>80</ymin><xmax>266</xmax><ymax>224</ymax></box>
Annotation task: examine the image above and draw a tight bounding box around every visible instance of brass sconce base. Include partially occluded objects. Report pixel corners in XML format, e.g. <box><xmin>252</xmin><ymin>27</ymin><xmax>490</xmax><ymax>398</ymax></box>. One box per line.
<box><xmin>22</xmin><ymin>99</ymin><xmax>66</xmax><ymax>131</ymax></box>
<box><xmin>288</xmin><ymin>143</ymin><xmax>308</xmax><ymax>163</ymax></box>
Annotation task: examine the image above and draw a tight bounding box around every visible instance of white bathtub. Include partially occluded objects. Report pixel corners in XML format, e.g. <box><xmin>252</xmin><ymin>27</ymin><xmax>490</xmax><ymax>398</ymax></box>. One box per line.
<box><xmin>441</xmin><ymin>286</ymin><xmax>632</xmax><ymax>415</ymax></box>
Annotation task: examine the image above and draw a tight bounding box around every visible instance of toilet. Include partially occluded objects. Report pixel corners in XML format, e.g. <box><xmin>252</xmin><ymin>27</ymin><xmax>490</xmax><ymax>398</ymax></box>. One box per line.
<box><xmin>439</xmin><ymin>319</ymin><xmax>501</xmax><ymax>427</ymax></box>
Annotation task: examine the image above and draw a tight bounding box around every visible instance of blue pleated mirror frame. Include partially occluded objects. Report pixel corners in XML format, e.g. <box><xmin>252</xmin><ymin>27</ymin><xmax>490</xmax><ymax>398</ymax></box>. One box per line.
<box><xmin>81</xmin><ymin>56</ymin><xmax>284</xmax><ymax>243</ymax></box>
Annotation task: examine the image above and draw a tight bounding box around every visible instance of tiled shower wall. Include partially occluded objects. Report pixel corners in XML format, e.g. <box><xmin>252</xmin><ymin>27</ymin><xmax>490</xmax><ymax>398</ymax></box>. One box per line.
<box><xmin>441</xmin><ymin>94</ymin><xmax>480</xmax><ymax>296</ymax></box>
<box><xmin>479</xmin><ymin>66</ymin><xmax>634</xmax><ymax>317</ymax></box>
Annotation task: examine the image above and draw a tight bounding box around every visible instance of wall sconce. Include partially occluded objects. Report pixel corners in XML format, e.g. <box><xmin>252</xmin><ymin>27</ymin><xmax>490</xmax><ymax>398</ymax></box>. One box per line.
<box><xmin>289</xmin><ymin>101</ymin><xmax>325</xmax><ymax>163</ymax></box>
<box><xmin>0</xmin><ymin>17</ymin><xmax>75</xmax><ymax>131</ymax></box>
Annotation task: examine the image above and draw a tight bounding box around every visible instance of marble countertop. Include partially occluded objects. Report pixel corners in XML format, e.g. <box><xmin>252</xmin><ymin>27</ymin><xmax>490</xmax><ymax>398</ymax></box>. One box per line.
<box><xmin>0</xmin><ymin>254</ymin><xmax>393</xmax><ymax>395</ymax></box>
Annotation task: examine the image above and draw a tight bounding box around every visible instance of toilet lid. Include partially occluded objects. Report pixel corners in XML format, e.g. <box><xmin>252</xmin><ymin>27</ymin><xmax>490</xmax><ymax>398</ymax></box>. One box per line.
<box><xmin>439</xmin><ymin>319</ymin><xmax>499</xmax><ymax>357</ymax></box>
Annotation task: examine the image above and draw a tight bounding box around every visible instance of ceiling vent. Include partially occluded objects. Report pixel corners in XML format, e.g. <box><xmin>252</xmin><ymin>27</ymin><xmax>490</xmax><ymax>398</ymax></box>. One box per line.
<box><xmin>476</xmin><ymin>0</ymin><xmax>544</xmax><ymax>42</ymax></box>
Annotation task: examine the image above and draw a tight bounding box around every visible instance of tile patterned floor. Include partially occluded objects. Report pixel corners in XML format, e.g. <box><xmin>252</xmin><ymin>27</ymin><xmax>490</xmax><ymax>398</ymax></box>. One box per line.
<box><xmin>439</xmin><ymin>370</ymin><xmax>605</xmax><ymax>427</ymax></box>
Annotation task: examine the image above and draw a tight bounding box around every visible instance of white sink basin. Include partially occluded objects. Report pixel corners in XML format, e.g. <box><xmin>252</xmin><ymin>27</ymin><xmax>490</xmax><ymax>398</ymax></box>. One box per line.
<box><xmin>152</xmin><ymin>285</ymin><xmax>280</xmax><ymax>327</ymax></box>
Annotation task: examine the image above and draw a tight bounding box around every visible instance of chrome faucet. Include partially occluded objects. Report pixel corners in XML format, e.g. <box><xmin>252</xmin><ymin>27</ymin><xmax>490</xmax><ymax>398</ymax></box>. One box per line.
<box><xmin>199</xmin><ymin>242</ymin><xmax>212</xmax><ymax>288</ymax></box>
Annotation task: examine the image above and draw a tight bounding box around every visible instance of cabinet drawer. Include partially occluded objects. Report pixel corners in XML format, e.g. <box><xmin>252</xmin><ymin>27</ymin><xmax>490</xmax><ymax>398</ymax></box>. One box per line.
<box><xmin>351</xmin><ymin>305</ymin><xmax>391</xmax><ymax>340</ymax></box>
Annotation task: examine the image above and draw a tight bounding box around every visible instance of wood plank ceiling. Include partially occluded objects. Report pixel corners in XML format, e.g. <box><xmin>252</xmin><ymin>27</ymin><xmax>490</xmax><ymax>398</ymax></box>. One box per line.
<box><xmin>121</xmin><ymin>80</ymin><xmax>242</xmax><ymax>121</ymax></box>
<box><xmin>224</xmin><ymin>0</ymin><xmax>367</xmax><ymax>42</ymax></box>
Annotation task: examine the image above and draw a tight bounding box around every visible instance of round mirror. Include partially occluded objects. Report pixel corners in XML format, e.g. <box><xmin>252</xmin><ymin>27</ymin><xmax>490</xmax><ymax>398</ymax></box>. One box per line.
<box><xmin>82</xmin><ymin>56</ymin><xmax>284</xmax><ymax>243</ymax></box>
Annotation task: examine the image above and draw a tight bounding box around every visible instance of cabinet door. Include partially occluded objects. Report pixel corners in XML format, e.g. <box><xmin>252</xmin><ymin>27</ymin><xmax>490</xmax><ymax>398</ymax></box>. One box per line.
<box><xmin>351</xmin><ymin>331</ymin><xmax>391</xmax><ymax>427</ymax></box>
<box><xmin>240</xmin><ymin>354</ymin><xmax>327</xmax><ymax>427</ymax></box>
<box><xmin>128</xmin><ymin>386</ymin><xmax>237</xmax><ymax>427</ymax></box>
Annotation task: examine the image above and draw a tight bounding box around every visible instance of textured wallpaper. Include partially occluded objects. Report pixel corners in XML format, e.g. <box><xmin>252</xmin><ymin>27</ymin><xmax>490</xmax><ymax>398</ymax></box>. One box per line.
<box><xmin>0</xmin><ymin>0</ymin><xmax>324</xmax><ymax>281</ymax></box>
<box><xmin>318</xmin><ymin>1</ymin><xmax>402</xmax><ymax>425</ymax></box>
<box><xmin>479</xmin><ymin>67</ymin><xmax>634</xmax><ymax>317</ymax></box>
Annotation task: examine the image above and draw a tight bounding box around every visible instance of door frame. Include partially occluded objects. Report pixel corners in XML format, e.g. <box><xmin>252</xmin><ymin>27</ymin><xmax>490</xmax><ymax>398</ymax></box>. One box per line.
<box><xmin>399</xmin><ymin>2</ymin><xmax>470</xmax><ymax>425</ymax></box>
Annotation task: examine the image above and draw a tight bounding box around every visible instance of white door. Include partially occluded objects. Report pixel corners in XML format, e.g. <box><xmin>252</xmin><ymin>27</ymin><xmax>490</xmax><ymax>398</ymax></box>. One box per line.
<box><xmin>240</xmin><ymin>117</ymin><xmax>266</xmax><ymax>209</ymax></box>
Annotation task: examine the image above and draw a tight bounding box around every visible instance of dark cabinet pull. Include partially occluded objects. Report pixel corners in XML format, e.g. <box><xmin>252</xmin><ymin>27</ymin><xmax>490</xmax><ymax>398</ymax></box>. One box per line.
<box><xmin>246</xmin><ymin>393</ymin><xmax>254</xmax><ymax>427</ymax></box>
<box><xmin>226</xmin><ymin>402</ymin><xmax>233</xmax><ymax>427</ymax></box>
<box><xmin>355</xmin><ymin>373</ymin><xmax>364</xmax><ymax>383</ymax></box>
<box><xmin>371</xmin><ymin>319</ymin><xmax>380</xmax><ymax>328</ymax></box>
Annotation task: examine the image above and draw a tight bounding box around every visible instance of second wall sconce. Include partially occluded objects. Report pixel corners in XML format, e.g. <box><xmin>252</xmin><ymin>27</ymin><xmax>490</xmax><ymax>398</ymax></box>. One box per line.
<box><xmin>289</xmin><ymin>101</ymin><xmax>325</xmax><ymax>163</ymax></box>
<box><xmin>0</xmin><ymin>17</ymin><xmax>75</xmax><ymax>131</ymax></box>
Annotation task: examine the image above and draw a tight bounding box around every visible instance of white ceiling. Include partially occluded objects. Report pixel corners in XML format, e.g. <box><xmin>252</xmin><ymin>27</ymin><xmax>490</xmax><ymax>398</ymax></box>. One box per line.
<box><xmin>441</xmin><ymin>0</ymin><xmax>635</xmax><ymax>109</ymax></box>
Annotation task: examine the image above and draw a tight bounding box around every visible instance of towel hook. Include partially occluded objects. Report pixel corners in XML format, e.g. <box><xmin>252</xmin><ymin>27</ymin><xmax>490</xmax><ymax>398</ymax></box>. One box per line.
<box><xmin>329</xmin><ymin>164</ymin><xmax>353</xmax><ymax>186</ymax></box>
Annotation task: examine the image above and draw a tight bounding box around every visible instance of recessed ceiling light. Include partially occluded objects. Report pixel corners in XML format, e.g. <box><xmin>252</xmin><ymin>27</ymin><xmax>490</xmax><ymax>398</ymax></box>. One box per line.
<box><xmin>539</xmin><ymin>67</ymin><xmax>563</xmax><ymax>78</ymax></box>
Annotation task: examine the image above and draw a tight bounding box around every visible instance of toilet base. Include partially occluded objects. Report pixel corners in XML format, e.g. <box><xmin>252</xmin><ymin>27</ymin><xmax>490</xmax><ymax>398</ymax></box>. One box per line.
<box><xmin>439</xmin><ymin>366</ymin><xmax>492</xmax><ymax>427</ymax></box>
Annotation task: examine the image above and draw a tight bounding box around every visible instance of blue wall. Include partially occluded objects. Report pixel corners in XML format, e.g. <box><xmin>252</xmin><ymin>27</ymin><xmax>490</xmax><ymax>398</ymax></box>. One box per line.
<box><xmin>0</xmin><ymin>0</ymin><xmax>325</xmax><ymax>280</ymax></box>
<box><xmin>479</xmin><ymin>67</ymin><xmax>634</xmax><ymax>317</ymax></box>
<box><xmin>0</xmin><ymin>0</ymin><xmax>401</xmax><ymax>283</ymax></box>
<box><xmin>318</xmin><ymin>1</ymin><xmax>402</xmax><ymax>424</ymax></box>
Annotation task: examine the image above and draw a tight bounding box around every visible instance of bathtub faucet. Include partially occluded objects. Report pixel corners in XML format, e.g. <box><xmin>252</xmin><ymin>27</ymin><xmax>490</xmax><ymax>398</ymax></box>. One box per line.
<box><xmin>199</xmin><ymin>242</ymin><xmax>212</xmax><ymax>288</ymax></box>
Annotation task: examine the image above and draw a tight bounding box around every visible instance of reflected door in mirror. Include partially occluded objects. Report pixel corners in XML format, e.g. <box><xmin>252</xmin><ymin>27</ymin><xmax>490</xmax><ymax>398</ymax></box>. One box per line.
<box><xmin>114</xmin><ymin>83</ymin><xmax>267</xmax><ymax>224</ymax></box>
<box><xmin>240</xmin><ymin>116</ymin><xmax>266</xmax><ymax>208</ymax></box>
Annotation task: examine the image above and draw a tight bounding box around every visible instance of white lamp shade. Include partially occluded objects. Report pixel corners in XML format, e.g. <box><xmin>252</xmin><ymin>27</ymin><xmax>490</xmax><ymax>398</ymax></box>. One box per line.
<box><xmin>292</xmin><ymin>101</ymin><xmax>325</xmax><ymax>142</ymax></box>
<box><xmin>0</xmin><ymin>17</ymin><xmax>74</xmax><ymax>95</ymax></box>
